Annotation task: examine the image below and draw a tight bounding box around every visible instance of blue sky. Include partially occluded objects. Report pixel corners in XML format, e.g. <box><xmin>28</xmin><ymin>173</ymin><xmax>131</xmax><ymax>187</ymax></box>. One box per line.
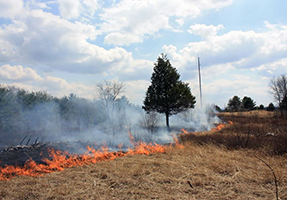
<box><xmin>0</xmin><ymin>0</ymin><xmax>287</xmax><ymax>108</ymax></box>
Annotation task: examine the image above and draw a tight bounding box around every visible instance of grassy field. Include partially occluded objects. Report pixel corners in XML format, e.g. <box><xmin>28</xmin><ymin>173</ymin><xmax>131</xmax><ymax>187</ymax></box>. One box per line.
<box><xmin>0</xmin><ymin>110</ymin><xmax>286</xmax><ymax>200</ymax></box>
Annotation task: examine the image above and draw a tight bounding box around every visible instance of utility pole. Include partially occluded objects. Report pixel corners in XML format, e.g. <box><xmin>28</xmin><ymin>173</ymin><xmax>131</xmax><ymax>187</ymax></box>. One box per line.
<box><xmin>198</xmin><ymin>57</ymin><xmax>203</xmax><ymax>109</ymax></box>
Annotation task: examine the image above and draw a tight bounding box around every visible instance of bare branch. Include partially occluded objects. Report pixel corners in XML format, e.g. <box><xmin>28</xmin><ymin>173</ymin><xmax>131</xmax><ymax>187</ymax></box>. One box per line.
<box><xmin>269</xmin><ymin>75</ymin><xmax>287</xmax><ymax>106</ymax></box>
<box><xmin>255</xmin><ymin>155</ymin><xmax>279</xmax><ymax>200</ymax></box>
<box><xmin>20</xmin><ymin>135</ymin><xmax>28</xmax><ymax>145</ymax></box>
<box><xmin>187</xmin><ymin>181</ymin><xmax>193</xmax><ymax>189</ymax></box>
<box><xmin>96</xmin><ymin>80</ymin><xmax>124</xmax><ymax>103</ymax></box>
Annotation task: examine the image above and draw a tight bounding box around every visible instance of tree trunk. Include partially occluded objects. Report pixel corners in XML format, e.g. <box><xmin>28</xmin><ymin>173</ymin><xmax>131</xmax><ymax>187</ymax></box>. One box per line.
<box><xmin>165</xmin><ymin>112</ymin><xmax>170</xmax><ymax>132</ymax></box>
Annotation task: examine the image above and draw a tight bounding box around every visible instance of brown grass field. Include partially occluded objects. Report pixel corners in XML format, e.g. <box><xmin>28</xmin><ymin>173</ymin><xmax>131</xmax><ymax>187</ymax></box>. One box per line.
<box><xmin>0</xmin><ymin>110</ymin><xmax>287</xmax><ymax>200</ymax></box>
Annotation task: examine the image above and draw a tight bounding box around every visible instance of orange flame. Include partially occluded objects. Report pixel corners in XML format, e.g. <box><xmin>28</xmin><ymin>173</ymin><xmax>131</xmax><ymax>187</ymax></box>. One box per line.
<box><xmin>127</xmin><ymin>130</ymin><xmax>136</xmax><ymax>146</ymax></box>
<box><xmin>172</xmin><ymin>134</ymin><xmax>184</xmax><ymax>149</ymax></box>
<box><xmin>0</xmin><ymin>147</ymin><xmax>126</xmax><ymax>181</ymax></box>
<box><xmin>211</xmin><ymin>121</ymin><xmax>233</xmax><ymax>132</ymax></box>
<box><xmin>181</xmin><ymin>129</ymin><xmax>188</xmax><ymax>134</ymax></box>
<box><xmin>0</xmin><ymin>131</ymin><xmax>185</xmax><ymax>180</ymax></box>
<box><xmin>211</xmin><ymin>124</ymin><xmax>225</xmax><ymax>131</ymax></box>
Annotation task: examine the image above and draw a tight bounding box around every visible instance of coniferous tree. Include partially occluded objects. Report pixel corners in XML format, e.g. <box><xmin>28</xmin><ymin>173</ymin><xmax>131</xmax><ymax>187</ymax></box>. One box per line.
<box><xmin>259</xmin><ymin>104</ymin><xmax>265</xmax><ymax>110</ymax></box>
<box><xmin>143</xmin><ymin>54</ymin><xmax>196</xmax><ymax>131</ymax></box>
<box><xmin>242</xmin><ymin>96</ymin><xmax>256</xmax><ymax>110</ymax></box>
<box><xmin>266</xmin><ymin>102</ymin><xmax>275</xmax><ymax>111</ymax></box>
<box><xmin>227</xmin><ymin>95</ymin><xmax>241</xmax><ymax>112</ymax></box>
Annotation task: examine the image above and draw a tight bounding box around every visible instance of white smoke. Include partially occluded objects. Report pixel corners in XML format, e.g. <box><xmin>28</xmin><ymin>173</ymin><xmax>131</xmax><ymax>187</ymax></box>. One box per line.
<box><xmin>0</xmin><ymin>88</ymin><xmax>220</xmax><ymax>153</ymax></box>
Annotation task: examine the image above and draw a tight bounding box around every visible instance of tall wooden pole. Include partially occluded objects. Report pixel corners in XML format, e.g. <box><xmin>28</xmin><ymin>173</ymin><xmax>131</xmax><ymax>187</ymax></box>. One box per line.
<box><xmin>198</xmin><ymin>57</ymin><xmax>203</xmax><ymax>109</ymax></box>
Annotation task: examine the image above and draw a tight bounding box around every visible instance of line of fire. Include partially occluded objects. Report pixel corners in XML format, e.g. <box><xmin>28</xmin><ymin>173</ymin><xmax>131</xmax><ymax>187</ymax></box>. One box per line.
<box><xmin>0</xmin><ymin>121</ymin><xmax>232</xmax><ymax>181</ymax></box>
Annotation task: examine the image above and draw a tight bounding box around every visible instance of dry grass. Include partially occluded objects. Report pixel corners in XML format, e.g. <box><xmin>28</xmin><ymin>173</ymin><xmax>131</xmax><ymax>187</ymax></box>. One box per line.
<box><xmin>217</xmin><ymin>110</ymin><xmax>275</xmax><ymax>118</ymax></box>
<box><xmin>0</xmin><ymin>144</ymin><xmax>286</xmax><ymax>200</ymax></box>
<box><xmin>181</xmin><ymin>110</ymin><xmax>287</xmax><ymax>155</ymax></box>
<box><xmin>0</xmin><ymin>110</ymin><xmax>286</xmax><ymax>199</ymax></box>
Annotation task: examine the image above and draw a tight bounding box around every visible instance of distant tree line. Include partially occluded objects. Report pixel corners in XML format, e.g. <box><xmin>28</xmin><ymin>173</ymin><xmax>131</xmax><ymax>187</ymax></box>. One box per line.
<box><xmin>215</xmin><ymin>74</ymin><xmax>287</xmax><ymax>114</ymax></box>
<box><xmin>216</xmin><ymin>95</ymin><xmax>275</xmax><ymax>112</ymax></box>
<box><xmin>0</xmin><ymin>84</ymin><xmax>139</xmax><ymax>146</ymax></box>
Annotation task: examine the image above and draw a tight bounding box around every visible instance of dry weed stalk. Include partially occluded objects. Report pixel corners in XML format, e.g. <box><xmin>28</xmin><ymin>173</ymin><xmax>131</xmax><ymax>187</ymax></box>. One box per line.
<box><xmin>187</xmin><ymin>180</ymin><xmax>193</xmax><ymax>188</ymax></box>
<box><xmin>255</xmin><ymin>155</ymin><xmax>279</xmax><ymax>200</ymax></box>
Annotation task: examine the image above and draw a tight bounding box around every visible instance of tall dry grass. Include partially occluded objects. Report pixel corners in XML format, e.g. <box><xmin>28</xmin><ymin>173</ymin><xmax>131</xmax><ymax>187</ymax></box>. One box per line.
<box><xmin>180</xmin><ymin>110</ymin><xmax>287</xmax><ymax>155</ymax></box>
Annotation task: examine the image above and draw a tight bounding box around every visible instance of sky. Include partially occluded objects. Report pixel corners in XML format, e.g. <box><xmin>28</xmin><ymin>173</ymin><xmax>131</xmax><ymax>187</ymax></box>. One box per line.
<box><xmin>0</xmin><ymin>0</ymin><xmax>287</xmax><ymax>109</ymax></box>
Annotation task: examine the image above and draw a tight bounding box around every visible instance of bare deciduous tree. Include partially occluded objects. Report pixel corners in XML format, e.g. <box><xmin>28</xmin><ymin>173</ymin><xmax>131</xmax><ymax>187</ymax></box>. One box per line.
<box><xmin>139</xmin><ymin>111</ymin><xmax>159</xmax><ymax>134</ymax></box>
<box><xmin>96</xmin><ymin>80</ymin><xmax>125</xmax><ymax>145</ymax></box>
<box><xmin>97</xmin><ymin>80</ymin><xmax>124</xmax><ymax>107</ymax></box>
<box><xmin>136</xmin><ymin>111</ymin><xmax>160</xmax><ymax>143</ymax></box>
<box><xmin>269</xmin><ymin>75</ymin><xmax>287</xmax><ymax>116</ymax></box>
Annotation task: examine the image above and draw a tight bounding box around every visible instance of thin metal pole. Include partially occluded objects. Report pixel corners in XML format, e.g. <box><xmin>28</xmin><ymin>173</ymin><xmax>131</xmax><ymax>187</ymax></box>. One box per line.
<box><xmin>198</xmin><ymin>57</ymin><xmax>203</xmax><ymax>109</ymax></box>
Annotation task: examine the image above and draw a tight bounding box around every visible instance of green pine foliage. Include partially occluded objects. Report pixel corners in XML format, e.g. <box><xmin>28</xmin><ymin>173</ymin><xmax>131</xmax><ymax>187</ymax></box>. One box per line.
<box><xmin>242</xmin><ymin>96</ymin><xmax>256</xmax><ymax>110</ymax></box>
<box><xmin>266</xmin><ymin>103</ymin><xmax>275</xmax><ymax>111</ymax></box>
<box><xmin>143</xmin><ymin>54</ymin><xmax>196</xmax><ymax>130</ymax></box>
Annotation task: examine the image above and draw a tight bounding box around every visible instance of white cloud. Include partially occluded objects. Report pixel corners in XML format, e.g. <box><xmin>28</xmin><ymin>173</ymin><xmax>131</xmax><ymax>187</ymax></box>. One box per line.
<box><xmin>0</xmin><ymin>39</ymin><xmax>17</xmax><ymax>62</ymax></box>
<box><xmin>26</xmin><ymin>0</ymin><xmax>51</xmax><ymax>10</ymax></box>
<box><xmin>252</xmin><ymin>58</ymin><xmax>287</xmax><ymax>77</ymax></box>
<box><xmin>0</xmin><ymin>64</ymin><xmax>42</xmax><ymax>81</ymax></box>
<box><xmin>0</xmin><ymin>63</ymin><xmax>152</xmax><ymax>102</ymax></box>
<box><xmin>0</xmin><ymin>0</ymin><xmax>23</xmax><ymax>19</ymax></box>
<box><xmin>58</xmin><ymin>0</ymin><xmax>81</xmax><ymax>19</ymax></box>
<box><xmin>193</xmin><ymin>73</ymin><xmax>271</xmax><ymax>107</ymax></box>
<box><xmin>0</xmin><ymin>64</ymin><xmax>95</xmax><ymax>99</ymax></box>
<box><xmin>162</xmin><ymin>44</ymin><xmax>196</xmax><ymax>73</ymax></box>
<box><xmin>163</xmin><ymin>22</ymin><xmax>287</xmax><ymax>78</ymax></box>
<box><xmin>40</xmin><ymin>76</ymin><xmax>94</xmax><ymax>99</ymax></box>
<box><xmin>104</xmin><ymin>32</ymin><xmax>143</xmax><ymax>46</ymax></box>
<box><xmin>99</xmin><ymin>0</ymin><xmax>233</xmax><ymax>45</ymax></box>
<box><xmin>109</xmin><ymin>57</ymin><xmax>153</xmax><ymax>81</ymax></box>
<box><xmin>202</xmin><ymin>63</ymin><xmax>235</xmax><ymax>78</ymax></box>
<box><xmin>125</xmin><ymin>80</ymin><xmax>150</xmax><ymax>105</ymax></box>
<box><xmin>0</xmin><ymin>9</ymin><xmax>103</xmax><ymax>71</ymax></box>
<box><xmin>58</xmin><ymin>0</ymin><xmax>100</xmax><ymax>20</ymax></box>
<box><xmin>0</xmin><ymin>0</ymin><xmax>236</xmax><ymax>79</ymax></box>
<box><xmin>175</xmin><ymin>18</ymin><xmax>185</xmax><ymax>27</ymax></box>
<box><xmin>188</xmin><ymin>24</ymin><xmax>224</xmax><ymax>39</ymax></box>
<box><xmin>43</xmin><ymin>76</ymin><xmax>72</xmax><ymax>90</ymax></box>
<box><xmin>260</xmin><ymin>21</ymin><xmax>287</xmax><ymax>55</ymax></box>
<box><xmin>0</xmin><ymin>7</ymin><xmax>155</xmax><ymax>78</ymax></box>
<box><xmin>81</xmin><ymin>0</ymin><xmax>101</xmax><ymax>18</ymax></box>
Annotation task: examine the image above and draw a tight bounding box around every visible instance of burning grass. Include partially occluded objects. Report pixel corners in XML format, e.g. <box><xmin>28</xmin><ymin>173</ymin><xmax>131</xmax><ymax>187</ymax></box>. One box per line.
<box><xmin>0</xmin><ymin>141</ymin><xmax>166</xmax><ymax>181</ymax></box>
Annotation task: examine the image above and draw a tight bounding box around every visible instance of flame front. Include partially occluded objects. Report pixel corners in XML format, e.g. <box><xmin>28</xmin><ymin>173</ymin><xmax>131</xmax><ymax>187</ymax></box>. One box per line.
<box><xmin>211</xmin><ymin>121</ymin><xmax>233</xmax><ymax>131</ymax></box>
<box><xmin>0</xmin><ymin>139</ymin><xmax>171</xmax><ymax>181</ymax></box>
<box><xmin>181</xmin><ymin>129</ymin><xmax>188</xmax><ymax>134</ymax></box>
